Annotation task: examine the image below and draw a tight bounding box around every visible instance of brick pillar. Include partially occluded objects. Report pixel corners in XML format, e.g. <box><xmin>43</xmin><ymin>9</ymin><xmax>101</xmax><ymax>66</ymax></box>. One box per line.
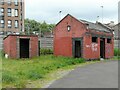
<box><xmin>17</xmin><ymin>37</ymin><xmax>20</xmax><ymax>58</ymax></box>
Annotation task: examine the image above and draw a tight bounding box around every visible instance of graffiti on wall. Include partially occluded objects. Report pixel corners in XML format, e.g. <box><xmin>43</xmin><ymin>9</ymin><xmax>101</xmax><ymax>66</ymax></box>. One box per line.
<box><xmin>86</xmin><ymin>45</ymin><xmax>91</xmax><ymax>48</ymax></box>
<box><xmin>106</xmin><ymin>44</ymin><xmax>111</xmax><ymax>53</ymax></box>
<box><xmin>86</xmin><ymin>43</ymin><xmax>98</xmax><ymax>52</ymax></box>
<box><xmin>92</xmin><ymin>43</ymin><xmax>98</xmax><ymax>52</ymax></box>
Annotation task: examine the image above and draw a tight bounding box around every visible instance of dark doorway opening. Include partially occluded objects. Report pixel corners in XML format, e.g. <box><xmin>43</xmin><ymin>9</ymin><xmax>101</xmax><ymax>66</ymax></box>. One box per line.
<box><xmin>100</xmin><ymin>38</ymin><xmax>105</xmax><ymax>58</ymax></box>
<box><xmin>75</xmin><ymin>41</ymin><xmax>81</xmax><ymax>58</ymax></box>
<box><xmin>38</xmin><ymin>41</ymin><xmax>40</xmax><ymax>56</ymax></box>
<box><xmin>20</xmin><ymin>39</ymin><xmax>29</xmax><ymax>58</ymax></box>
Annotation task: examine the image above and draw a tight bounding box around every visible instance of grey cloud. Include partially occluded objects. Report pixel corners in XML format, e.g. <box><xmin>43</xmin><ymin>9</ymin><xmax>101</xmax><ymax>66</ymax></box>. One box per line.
<box><xmin>25</xmin><ymin>0</ymin><xmax>119</xmax><ymax>24</ymax></box>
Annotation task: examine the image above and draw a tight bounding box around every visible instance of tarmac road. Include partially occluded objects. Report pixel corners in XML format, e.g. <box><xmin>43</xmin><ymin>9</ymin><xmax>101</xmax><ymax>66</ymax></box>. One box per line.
<box><xmin>48</xmin><ymin>60</ymin><xmax>118</xmax><ymax>88</ymax></box>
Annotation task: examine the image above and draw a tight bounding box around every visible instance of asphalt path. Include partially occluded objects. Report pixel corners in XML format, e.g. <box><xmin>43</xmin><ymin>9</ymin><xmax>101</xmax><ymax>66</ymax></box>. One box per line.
<box><xmin>48</xmin><ymin>60</ymin><xmax>118</xmax><ymax>88</ymax></box>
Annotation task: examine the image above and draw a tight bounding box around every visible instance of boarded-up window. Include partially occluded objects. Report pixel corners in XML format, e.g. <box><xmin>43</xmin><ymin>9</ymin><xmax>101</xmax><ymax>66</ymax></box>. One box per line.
<box><xmin>92</xmin><ymin>37</ymin><xmax>98</xmax><ymax>43</ymax></box>
<box><xmin>107</xmin><ymin>38</ymin><xmax>111</xmax><ymax>44</ymax></box>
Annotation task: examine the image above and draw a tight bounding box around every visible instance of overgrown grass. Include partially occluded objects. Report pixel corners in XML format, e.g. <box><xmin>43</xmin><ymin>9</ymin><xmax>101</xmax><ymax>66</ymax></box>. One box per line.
<box><xmin>40</xmin><ymin>48</ymin><xmax>53</xmax><ymax>55</ymax></box>
<box><xmin>2</xmin><ymin>55</ymin><xmax>85</xmax><ymax>88</ymax></box>
<box><xmin>0</xmin><ymin>50</ymin><xmax>2</xmax><ymax>89</ymax></box>
<box><xmin>2</xmin><ymin>48</ymin><xmax>119</xmax><ymax>88</ymax></box>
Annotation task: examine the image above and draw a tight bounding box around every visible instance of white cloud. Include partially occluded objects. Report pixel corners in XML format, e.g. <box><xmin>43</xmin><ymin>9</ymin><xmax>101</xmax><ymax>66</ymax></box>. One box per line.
<box><xmin>25</xmin><ymin>0</ymin><xmax>119</xmax><ymax>24</ymax></box>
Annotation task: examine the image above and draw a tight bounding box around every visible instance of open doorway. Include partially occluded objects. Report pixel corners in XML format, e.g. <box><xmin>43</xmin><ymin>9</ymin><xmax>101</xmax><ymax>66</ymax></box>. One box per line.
<box><xmin>38</xmin><ymin>41</ymin><xmax>40</xmax><ymax>56</ymax></box>
<box><xmin>20</xmin><ymin>39</ymin><xmax>29</xmax><ymax>58</ymax></box>
<box><xmin>74</xmin><ymin>41</ymin><xmax>81</xmax><ymax>58</ymax></box>
<box><xmin>100</xmin><ymin>38</ymin><xmax>105</xmax><ymax>58</ymax></box>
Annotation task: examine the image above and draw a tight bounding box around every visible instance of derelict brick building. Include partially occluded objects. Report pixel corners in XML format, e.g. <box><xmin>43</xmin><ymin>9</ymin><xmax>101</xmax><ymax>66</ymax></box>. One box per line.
<box><xmin>54</xmin><ymin>14</ymin><xmax>114</xmax><ymax>60</ymax></box>
<box><xmin>3</xmin><ymin>35</ymin><xmax>39</xmax><ymax>59</ymax></box>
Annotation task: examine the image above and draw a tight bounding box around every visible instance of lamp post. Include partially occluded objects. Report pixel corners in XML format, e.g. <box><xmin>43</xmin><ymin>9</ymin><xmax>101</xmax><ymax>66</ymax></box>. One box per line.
<box><xmin>97</xmin><ymin>16</ymin><xmax>100</xmax><ymax>22</ymax></box>
<box><xmin>27</xmin><ymin>24</ymin><xmax>29</xmax><ymax>35</ymax></box>
<box><xmin>59</xmin><ymin>11</ymin><xmax>62</xmax><ymax>21</ymax></box>
<box><xmin>101</xmin><ymin>6</ymin><xmax>104</xmax><ymax>23</ymax></box>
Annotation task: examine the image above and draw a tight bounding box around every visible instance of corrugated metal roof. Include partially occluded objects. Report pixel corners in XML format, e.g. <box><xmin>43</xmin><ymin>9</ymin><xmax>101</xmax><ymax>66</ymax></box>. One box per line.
<box><xmin>80</xmin><ymin>20</ymin><xmax>111</xmax><ymax>33</ymax></box>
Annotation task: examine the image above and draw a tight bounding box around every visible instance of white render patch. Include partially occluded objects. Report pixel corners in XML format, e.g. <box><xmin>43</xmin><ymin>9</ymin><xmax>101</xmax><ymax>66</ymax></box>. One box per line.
<box><xmin>5</xmin><ymin>54</ymin><xmax>9</xmax><ymax>59</ymax></box>
<box><xmin>100</xmin><ymin>58</ymin><xmax>104</xmax><ymax>61</ymax></box>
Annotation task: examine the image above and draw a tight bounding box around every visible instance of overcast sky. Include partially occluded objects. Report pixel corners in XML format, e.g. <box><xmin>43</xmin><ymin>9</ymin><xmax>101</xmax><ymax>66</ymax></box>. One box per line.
<box><xmin>25</xmin><ymin>0</ymin><xmax>119</xmax><ymax>24</ymax></box>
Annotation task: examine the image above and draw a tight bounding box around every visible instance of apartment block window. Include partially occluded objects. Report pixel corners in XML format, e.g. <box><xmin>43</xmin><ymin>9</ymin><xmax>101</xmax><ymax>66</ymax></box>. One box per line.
<box><xmin>8</xmin><ymin>0</ymin><xmax>11</xmax><ymax>5</ymax></box>
<box><xmin>8</xmin><ymin>8</ymin><xmax>11</xmax><ymax>17</ymax></box>
<box><xmin>0</xmin><ymin>16</ymin><xmax>4</xmax><ymax>19</ymax></box>
<box><xmin>0</xmin><ymin>20</ymin><xmax>4</xmax><ymax>28</ymax></box>
<box><xmin>14</xmin><ymin>9</ymin><xmax>18</xmax><ymax>17</ymax></box>
<box><xmin>0</xmin><ymin>8</ymin><xmax>4</xmax><ymax>16</ymax></box>
<box><xmin>1</xmin><ymin>8</ymin><xmax>4</xmax><ymax>13</ymax></box>
<box><xmin>8</xmin><ymin>20</ymin><xmax>12</xmax><ymax>28</ymax></box>
<box><xmin>21</xmin><ymin>24</ymin><xmax>22</xmax><ymax>31</ymax></box>
<box><xmin>15</xmin><ymin>20</ymin><xmax>19</xmax><ymax>28</ymax></box>
<box><xmin>0</xmin><ymin>0</ymin><xmax>4</xmax><ymax>5</ymax></box>
<box><xmin>20</xmin><ymin>13</ymin><xmax>22</xmax><ymax>20</ymax></box>
<box><xmin>14</xmin><ymin>0</ymin><xmax>18</xmax><ymax>6</ymax></box>
<box><xmin>20</xmin><ymin>2</ymin><xmax>22</xmax><ymax>8</ymax></box>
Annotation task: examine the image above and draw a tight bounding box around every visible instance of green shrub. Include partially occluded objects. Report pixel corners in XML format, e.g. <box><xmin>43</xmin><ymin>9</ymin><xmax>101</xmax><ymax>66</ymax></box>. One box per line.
<box><xmin>114</xmin><ymin>48</ymin><xmax>120</xmax><ymax>56</ymax></box>
<box><xmin>40</xmin><ymin>48</ymin><xmax>53</xmax><ymax>55</ymax></box>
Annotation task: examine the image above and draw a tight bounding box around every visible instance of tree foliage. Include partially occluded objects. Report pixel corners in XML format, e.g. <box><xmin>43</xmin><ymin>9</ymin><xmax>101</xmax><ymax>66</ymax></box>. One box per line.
<box><xmin>24</xmin><ymin>19</ymin><xmax>55</xmax><ymax>36</ymax></box>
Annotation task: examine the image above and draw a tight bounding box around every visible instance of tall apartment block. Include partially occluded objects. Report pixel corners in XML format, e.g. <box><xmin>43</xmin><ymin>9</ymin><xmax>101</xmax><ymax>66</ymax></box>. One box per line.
<box><xmin>0</xmin><ymin>0</ymin><xmax>24</xmax><ymax>34</ymax></box>
<box><xmin>118</xmin><ymin>1</ymin><xmax>120</xmax><ymax>49</ymax></box>
<box><xmin>118</xmin><ymin>1</ymin><xmax>120</xmax><ymax>23</ymax></box>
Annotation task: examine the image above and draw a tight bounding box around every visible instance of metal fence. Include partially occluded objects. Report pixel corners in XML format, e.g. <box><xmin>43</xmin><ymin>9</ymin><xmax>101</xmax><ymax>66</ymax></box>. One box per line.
<box><xmin>0</xmin><ymin>35</ymin><xmax>3</xmax><ymax>50</ymax></box>
<box><xmin>39</xmin><ymin>37</ymin><xmax>53</xmax><ymax>49</ymax></box>
<box><xmin>114</xmin><ymin>40</ymin><xmax>119</xmax><ymax>48</ymax></box>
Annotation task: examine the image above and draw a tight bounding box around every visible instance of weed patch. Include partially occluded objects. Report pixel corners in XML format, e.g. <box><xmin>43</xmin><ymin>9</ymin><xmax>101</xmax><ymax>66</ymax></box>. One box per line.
<box><xmin>2</xmin><ymin>71</ymin><xmax>17</xmax><ymax>84</ymax></box>
<box><xmin>2</xmin><ymin>55</ymin><xmax>85</xmax><ymax>88</ymax></box>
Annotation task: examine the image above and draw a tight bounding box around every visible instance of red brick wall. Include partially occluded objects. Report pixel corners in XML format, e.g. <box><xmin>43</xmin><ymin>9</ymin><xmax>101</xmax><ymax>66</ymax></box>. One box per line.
<box><xmin>83</xmin><ymin>35</ymin><xmax>100</xmax><ymax>59</ymax></box>
<box><xmin>83</xmin><ymin>36</ymin><xmax>114</xmax><ymax>60</ymax></box>
<box><xmin>4</xmin><ymin>35</ymin><xmax>38</xmax><ymax>59</ymax></box>
<box><xmin>9</xmin><ymin>36</ymin><xmax>17</xmax><ymax>58</ymax></box>
<box><xmin>30</xmin><ymin>36</ymin><xmax>39</xmax><ymax>58</ymax></box>
<box><xmin>54</xmin><ymin>15</ymin><xmax>114</xmax><ymax>59</ymax></box>
<box><xmin>105</xmin><ymin>38</ymin><xmax>114</xmax><ymax>58</ymax></box>
<box><xmin>3</xmin><ymin>36</ymin><xmax>11</xmax><ymax>57</ymax></box>
<box><xmin>54</xmin><ymin>37</ymin><xmax>72</xmax><ymax>57</ymax></box>
<box><xmin>4</xmin><ymin>36</ymin><xmax>17</xmax><ymax>58</ymax></box>
<box><xmin>54</xmin><ymin>15</ymin><xmax>87</xmax><ymax>57</ymax></box>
